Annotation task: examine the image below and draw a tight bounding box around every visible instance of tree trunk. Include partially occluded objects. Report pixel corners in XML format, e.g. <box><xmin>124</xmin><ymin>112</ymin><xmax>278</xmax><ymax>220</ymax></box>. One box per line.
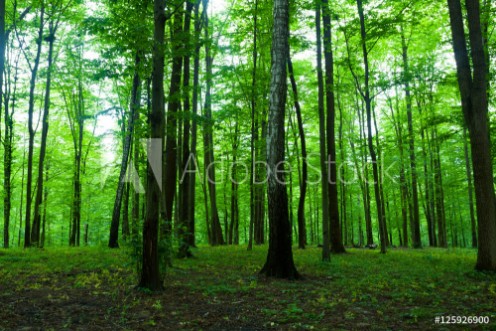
<box><xmin>356</xmin><ymin>0</ymin><xmax>386</xmax><ymax>253</ymax></box>
<box><xmin>109</xmin><ymin>54</ymin><xmax>141</xmax><ymax>248</ymax></box>
<box><xmin>32</xmin><ymin>23</ymin><xmax>56</xmax><ymax>247</ymax></box>
<box><xmin>448</xmin><ymin>0</ymin><xmax>496</xmax><ymax>270</ymax></box>
<box><xmin>248</xmin><ymin>0</ymin><xmax>259</xmax><ymax>251</ymax></box>
<box><xmin>187</xmin><ymin>0</ymin><xmax>201</xmax><ymax>248</ymax></box>
<box><xmin>202</xmin><ymin>0</ymin><xmax>224</xmax><ymax>245</ymax></box>
<box><xmin>287</xmin><ymin>56</ymin><xmax>307</xmax><ymax>249</ymax></box>
<box><xmin>24</xmin><ymin>7</ymin><xmax>45</xmax><ymax>248</ymax></box>
<box><xmin>401</xmin><ymin>29</ymin><xmax>421</xmax><ymax>248</ymax></box>
<box><xmin>178</xmin><ymin>0</ymin><xmax>194</xmax><ymax>258</ymax></box>
<box><xmin>0</xmin><ymin>0</ymin><xmax>6</xmax><ymax>248</ymax></box>
<box><xmin>463</xmin><ymin>127</ymin><xmax>477</xmax><ymax>248</ymax></box>
<box><xmin>387</xmin><ymin>94</ymin><xmax>409</xmax><ymax>247</ymax></box>
<box><xmin>260</xmin><ymin>0</ymin><xmax>299</xmax><ymax>279</ymax></box>
<box><xmin>315</xmin><ymin>0</ymin><xmax>330</xmax><ymax>261</ymax></box>
<box><xmin>139</xmin><ymin>0</ymin><xmax>166</xmax><ymax>290</ymax></box>
<box><xmin>40</xmin><ymin>164</ymin><xmax>49</xmax><ymax>248</ymax></box>
<box><xmin>322</xmin><ymin>0</ymin><xmax>345</xmax><ymax>254</ymax></box>
<box><xmin>163</xmin><ymin>8</ymin><xmax>183</xmax><ymax>239</ymax></box>
<box><xmin>433</xmin><ymin>128</ymin><xmax>447</xmax><ymax>247</ymax></box>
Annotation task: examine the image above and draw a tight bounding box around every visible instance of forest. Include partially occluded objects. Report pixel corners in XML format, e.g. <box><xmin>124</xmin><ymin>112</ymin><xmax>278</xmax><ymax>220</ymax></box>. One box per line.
<box><xmin>1</xmin><ymin>0</ymin><xmax>496</xmax><ymax>329</ymax></box>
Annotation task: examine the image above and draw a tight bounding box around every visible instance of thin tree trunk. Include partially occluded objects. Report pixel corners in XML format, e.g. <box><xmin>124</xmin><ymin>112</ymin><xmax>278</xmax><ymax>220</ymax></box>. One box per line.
<box><xmin>178</xmin><ymin>0</ymin><xmax>194</xmax><ymax>258</ymax></box>
<box><xmin>315</xmin><ymin>0</ymin><xmax>330</xmax><ymax>261</ymax></box>
<box><xmin>248</xmin><ymin>0</ymin><xmax>258</xmax><ymax>251</ymax></box>
<box><xmin>32</xmin><ymin>22</ymin><xmax>56</xmax><ymax>246</ymax></box>
<box><xmin>401</xmin><ymin>29</ymin><xmax>421</xmax><ymax>248</ymax></box>
<box><xmin>202</xmin><ymin>0</ymin><xmax>224</xmax><ymax>245</ymax></box>
<box><xmin>24</xmin><ymin>7</ymin><xmax>45</xmax><ymax>248</ymax></box>
<box><xmin>387</xmin><ymin>95</ymin><xmax>409</xmax><ymax>247</ymax></box>
<box><xmin>187</xmin><ymin>0</ymin><xmax>201</xmax><ymax>248</ymax></box>
<box><xmin>322</xmin><ymin>0</ymin><xmax>345</xmax><ymax>254</ymax></box>
<box><xmin>0</xmin><ymin>0</ymin><xmax>6</xmax><ymax>248</ymax></box>
<box><xmin>433</xmin><ymin>128</ymin><xmax>447</xmax><ymax>247</ymax></box>
<box><xmin>463</xmin><ymin>127</ymin><xmax>477</xmax><ymax>248</ymax></box>
<box><xmin>163</xmin><ymin>8</ymin><xmax>183</xmax><ymax>238</ymax></box>
<box><xmin>109</xmin><ymin>54</ymin><xmax>141</xmax><ymax>248</ymax></box>
<box><xmin>356</xmin><ymin>0</ymin><xmax>386</xmax><ymax>253</ymax></box>
<box><xmin>40</xmin><ymin>163</ymin><xmax>49</xmax><ymax>248</ymax></box>
<box><xmin>287</xmin><ymin>56</ymin><xmax>307</xmax><ymax>249</ymax></box>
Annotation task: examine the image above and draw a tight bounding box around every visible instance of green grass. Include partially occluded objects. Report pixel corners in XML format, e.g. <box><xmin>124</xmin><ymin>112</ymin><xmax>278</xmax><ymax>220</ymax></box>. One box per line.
<box><xmin>0</xmin><ymin>245</ymin><xmax>495</xmax><ymax>330</ymax></box>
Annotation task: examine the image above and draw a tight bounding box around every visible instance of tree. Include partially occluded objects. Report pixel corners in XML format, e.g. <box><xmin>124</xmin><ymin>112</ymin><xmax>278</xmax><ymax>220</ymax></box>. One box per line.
<box><xmin>177</xmin><ymin>0</ymin><xmax>195</xmax><ymax>258</ymax></box>
<box><xmin>108</xmin><ymin>54</ymin><xmax>141</xmax><ymax>248</ymax></box>
<box><xmin>400</xmin><ymin>28</ymin><xmax>421</xmax><ymax>248</ymax></box>
<box><xmin>139</xmin><ymin>0</ymin><xmax>166</xmax><ymax>290</ymax></box>
<box><xmin>315</xmin><ymin>0</ymin><xmax>330</xmax><ymax>261</ymax></box>
<box><xmin>202</xmin><ymin>0</ymin><xmax>224</xmax><ymax>246</ymax></box>
<box><xmin>31</xmin><ymin>19</ymin><xmax>58</xmax><ymax>247</ymax></box>
<box><xmin>355</xmin><ymin>0</ymin><xmax>387</xmax><ymax>253</ymax></box>
<box><xmin>23</xmin><ymin>4</ymin><xmax>45</xmax><ymax>248</ymax></box>
<box><xmin>322</xmin><ymin>0</ymin><xmax>345</xmax><ymax>254</ymax></box>
<box><xmin>287</xmin><ymin>55</ymin><xmax>307</xmax><ymax>249</ymax></box>
<box><xmin>260</xmin><ymin>0</ymin><xmax>299</xmax><ymax>279</ymax></box>
<box><xmin>447</xmin><ymin>0</ymin><xmax>496</xmax><ymax>270</ymax></box>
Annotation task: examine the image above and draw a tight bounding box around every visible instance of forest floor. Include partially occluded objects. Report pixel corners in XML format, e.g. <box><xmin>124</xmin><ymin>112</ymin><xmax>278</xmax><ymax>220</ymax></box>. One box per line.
<box><xmin>0</xmin><ymin>245</ymin><xmax>495</xmax><ymax>330</ymax></box>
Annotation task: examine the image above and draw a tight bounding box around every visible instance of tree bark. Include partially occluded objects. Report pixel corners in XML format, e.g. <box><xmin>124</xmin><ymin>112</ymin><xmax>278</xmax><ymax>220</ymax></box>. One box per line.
<box><xmin>315</xmin><ymin>0</ymin><xmax>330</xmax><ymax>261</ymax></box>
<box><xmin>32</xmin><ymin>23</ymin><xmax>56</xmax><ymax>246</ymax></box>
<box><xmin>260</xmin><ymin>0</ymin><xmax>299</xmax><ymax>279</ymax></box>
<box><xmin>178</xmin><ymin>0</ymin><xmax>194</xmax><ymax>258</ymax></box>
<box><xmin>463</xmin><ymin>127</ymin><xmax>477</xmax><ymax>248</ymax></box>
<box><xmin>356</xmin><ymin>0</ymin><xmax>386</xmax><ymax>253</ymax></box>
<box><xmin>401</xmin><ymin>29</ymin><xmax>421</xmax><ymax>248</ymax></box>
<box><xmin>322</xmin><ymin>0</ymin><xmax>345</xmax><ymax>254</ymax></box>
<box><xmin>202</xmin><ymin>0</ymin><xmax>224</xmax><ymax>245</ymax></box>
<box><xmin>139</xmin><ymin>0</ymin><xmax>166</xmax><ymax>290</ymax></box>
<box><xmin>287</xmin><ymin>56</ymin><xmax>307</xmax><ymax>249</ymax></box>
<box><xmin>187</xmin><ymin>0</ymin><xmax>201</xmax><ymax>248</ymax></box>
<box><xmin>448</xmin><ymin>0</ymin><xmax>496</xmax><ymax>270</ymax></box>
<box><xmin>24</xmin><ymin>7</ymin><xmax>45</xmax><ymax>248</ymax></box>
<box><xmin>163</xmin><ymin>8</ymin><xmax>183</xmax><ymax>239</ymax></box>
<box><xmin>109</xmin><ymin>55</ymin><xmax>141</xmax><ymax>248</ymax></box>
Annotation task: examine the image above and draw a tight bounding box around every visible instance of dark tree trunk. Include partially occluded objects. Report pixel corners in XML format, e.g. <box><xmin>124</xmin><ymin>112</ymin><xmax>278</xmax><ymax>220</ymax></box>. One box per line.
<box><xmin>229</xmin><ymin>117</ymin><xmax>240</xmax><ymax>245</ymax></box>
<box><xmin>122</xmin><ymin>181</ymin><xmax>131</xmax><ymax>240</ymax></box>
<box><xmin>25</xmin><ymin>7</ymin><xmax>45</xmax><ymax>248</ymax></box>
<box><xmin>187</xmin><ymin>0</ymin><xmax>201</xmax><ymax>248</ymax></box>
<box><xmin>315</xmin><ymin>0</ymin><xmax>330</xmax><ymax>260</ymax></box>
<box><xmin>260</xmin><ymin>0</ymin><xmax>299</xmax><ymax>279</ymax></box>
<box><xmin>0</xmin><ymin>0</ymin><xmax>6</xmax><ymax>248</ymax></box>
<box><xmin>401</xmin><ymin>29</ymin><xmax>421</xmax><ymax>248</ymax></box>
<box><xmin>337</xmin><ymin>92</ymin><xmax>347</xmax><ymax>246</ymax></box>
<box><xmin>178</xmin><ymin>0</ymin><xmax>194</xmax><ymax>258</ymax></box>
<box><xmin>202</xmin><ymin>0</ymin><xmax>224</xmax><ymax>245</ymax></box>
<box><xmin>287</xmin><ymin>56</ymin><xmax>307</xmax><ymax>249</ymax></box>
<box><xmin>139</xmin><ymin>0</ymin><xmax>166</xmax><ymax>290</ymax></box>
<box><xmin>163</xmin><ymin>8</ymin><xmax>183</xmax><ymax>239</ymax></box>
<box><xmin>322</xmin><ymin>0</ymin><xmax>345</xmax><ymax>254</ymax></box>
<box><xmin>387</xmin><ymin>95</ymin><xmax>409</xmax><ymax>247</ymax></box>
<box><xmin>448</xmin><ymin>0</ymin><xmax>496</xmax><ymax>270</ymax></box>
<box><xmin>463</xmin><ymin>127</ymin><xmax>477</xmax><ymax>248</ymax></box>
<box><xmin>248</xmin><ymin>0</ymin><xmax>258</xmax><ymax>251</ymax></box>
<box><xmin>32</xmin><ymin>23</ymin><xmax>56</xmax><ymax>247</ymax></box>
<box><xmin>433</xmin><ymin>128</ymin><xmax>447</xmax><ymax>247</ymax></box>
<box><xmin>356</xmin><ymin>0</ymin><xmax>386</xmax><ymax>253</ymax></box>
<box><xmin>109</xmin><ymin>54</ymin><xmax>141</xmax><ymax>248</ymax></box>
<box><xmin>40</xmin><ymin>162</ymin><xmax>49</xmax><ymax>247</ymax></box>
